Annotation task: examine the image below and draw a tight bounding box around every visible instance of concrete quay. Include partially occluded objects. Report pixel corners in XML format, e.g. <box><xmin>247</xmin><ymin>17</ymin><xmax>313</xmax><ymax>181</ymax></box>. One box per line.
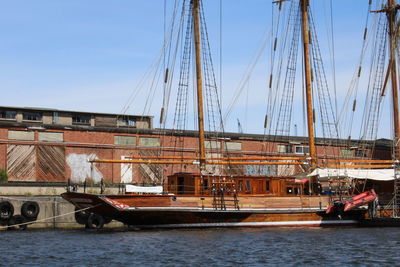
<box><xmin>0</xmin><ymin>184</ymin><xmax>124</xmax><ymax>230</ymax></box>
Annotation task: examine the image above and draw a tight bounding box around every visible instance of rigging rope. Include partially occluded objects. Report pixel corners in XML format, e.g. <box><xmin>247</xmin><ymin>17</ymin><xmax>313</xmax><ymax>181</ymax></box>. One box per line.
<box><xmin>337</xmin><ymin>0</ymin><xmax>374</xmax><ymax>145</ymax></box>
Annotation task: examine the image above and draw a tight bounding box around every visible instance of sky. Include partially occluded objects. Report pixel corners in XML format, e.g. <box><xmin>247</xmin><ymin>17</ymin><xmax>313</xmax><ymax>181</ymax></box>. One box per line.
<box><xmin>0</xmin><ymin>0</ymin><xmax>393</xmax><ymax>139</ymax></box>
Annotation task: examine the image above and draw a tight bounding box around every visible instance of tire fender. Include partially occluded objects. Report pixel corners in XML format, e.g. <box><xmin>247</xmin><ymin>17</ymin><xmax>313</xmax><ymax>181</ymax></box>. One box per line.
<box><xmin>74</xmin><ymin>207</ymin><xmax>90</xmax><ymax>225</ymax></box>
<box><xmin>85</xmin><ymin>213</ymin><xmax>105</xmax><ymax>229</ymax></box>
<box><xmin>21</xmin><ymin>201</ymin><xmax>40</xmax><ymax>221</ymax></box>
<box><xmin>0</xmin><ymin>201</ymin><xmax>14</xmax><ymax>223</ymax></box>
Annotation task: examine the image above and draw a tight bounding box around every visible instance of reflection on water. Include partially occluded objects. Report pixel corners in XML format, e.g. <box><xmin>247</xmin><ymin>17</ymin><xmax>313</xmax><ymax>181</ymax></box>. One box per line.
<box><xmin>1</xmin><ymin>227</ymin><xmax>399</xmax><ymax>266</ymax></box>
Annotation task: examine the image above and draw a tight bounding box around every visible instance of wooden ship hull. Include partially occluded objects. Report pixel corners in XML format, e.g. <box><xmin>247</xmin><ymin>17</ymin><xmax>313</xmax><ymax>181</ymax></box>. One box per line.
<box><xmin>61</xmin><ymin>191</ymin><xmax>366</xmax><ymax>228</ymax></box>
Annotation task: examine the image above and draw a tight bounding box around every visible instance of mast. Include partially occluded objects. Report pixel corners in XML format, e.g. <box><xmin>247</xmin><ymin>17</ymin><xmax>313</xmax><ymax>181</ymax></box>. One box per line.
<box><xmin>387</xmin><ymin>0</ymin><xmax>400</xmax><ymax>159</ymax></box>
<box><xmin>192</xmin><ymin>0</ymin><xmax>206</xmax><ymax>169</ymax></box>
<box><xmin>385</xmin><ymin>0</ymin><xmax>400</xmax><ymax>216</ymax></box>
<box><xmin>300</xmin><ymin>0</ymin><xmax>316</xmax><ymax>166</ymax></box>
<box><xmin>371</xmin><ymin>0</ymin><xmax>400</xmax><ymax>216</ymax></box>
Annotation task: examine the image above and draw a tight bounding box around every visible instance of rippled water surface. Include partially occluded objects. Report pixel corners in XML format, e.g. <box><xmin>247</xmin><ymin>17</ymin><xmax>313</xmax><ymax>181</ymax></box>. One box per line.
<box><xmin>1</xmin><ymin>227</ymin><xmax>400</xmax><ymax>266</ymax></box>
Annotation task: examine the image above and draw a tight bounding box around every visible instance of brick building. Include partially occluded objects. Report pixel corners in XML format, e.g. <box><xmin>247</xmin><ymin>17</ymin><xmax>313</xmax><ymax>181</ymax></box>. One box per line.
<box><xmin>0</xmin><ymin>106</ymin><xmax>391</xmax><ymax>184</ymax></box>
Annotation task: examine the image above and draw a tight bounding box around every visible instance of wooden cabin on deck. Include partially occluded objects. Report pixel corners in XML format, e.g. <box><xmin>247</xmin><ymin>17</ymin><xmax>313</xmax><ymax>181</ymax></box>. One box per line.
<box><xmin>166</xmin><ymin>172</ymin><xmax>306</xmax><ymax>197</ymax></box>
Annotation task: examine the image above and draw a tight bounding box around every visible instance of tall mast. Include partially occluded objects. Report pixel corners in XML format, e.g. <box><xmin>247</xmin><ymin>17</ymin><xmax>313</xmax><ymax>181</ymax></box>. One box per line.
<box><xmin>300</xmin><ymin>0</ymin><xmax>316</xmax><ymax>166</ymax></box>
<box><xmin>387</xmin><ymin>0</ymin><xmax>400</xmax><ymax>159</ymax></box>
<box><xmin>192</xmin><ymin>0</ymin><xmax>206</xmax><ymax>169</ymax></box>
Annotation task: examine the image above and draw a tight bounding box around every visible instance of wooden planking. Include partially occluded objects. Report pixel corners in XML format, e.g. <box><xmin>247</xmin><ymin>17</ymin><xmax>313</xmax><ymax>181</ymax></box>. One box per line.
<box><xmin>139</xmin><ymin>150</ymin><xmax>162</xmax><ymax>183</ymax></box>
<box><xmin>114</xmin><ymin>195</ymin><xmax>172</xmax><ymax>207</ymax></box>
<box><xmin>112</xmin><ymin>195</ymin><xmax>330</xmax><ymax>209</ymax></box>
<box><xmin>301</xmin><ymin>198</ymin><xmax>311</xmax><ymax>207</ymax></box>
<box><xmin>7</xmin><ymin>145</ymin><xmax>36</xmax><ymax>181</ymax></box>
<box><xmin>277</xmin><ymin>164</ymin><xmax>295</xmax><ymax>176</ymax></box>
<box><xmin>37</xmin><ymin>145</ymin><xmax>65</xmax><ymax>182</ymax></box>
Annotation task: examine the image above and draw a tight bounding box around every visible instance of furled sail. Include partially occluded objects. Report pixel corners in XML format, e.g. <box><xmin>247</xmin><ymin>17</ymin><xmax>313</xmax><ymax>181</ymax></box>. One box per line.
<box><xmin>308</xmin><ymin>168</ymin><xmax>395</xmax><ymax>181</ymax></box>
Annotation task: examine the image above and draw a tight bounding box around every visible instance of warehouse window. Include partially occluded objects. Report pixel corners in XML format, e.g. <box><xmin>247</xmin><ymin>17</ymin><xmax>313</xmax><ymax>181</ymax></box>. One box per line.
<box><xmin>114</xmin><ymin>136</ymin><xmax>136</xmax><ymax>146</ymax></box>
<box><xmin>294</xmin><ymin>146</ymin><xmax>309</xmax><ymax>155</ymax></box>
<box><xmin>245</xmin><ymin>165</ymin><xmax>277</xmax><ymax>176</ymax></box>
<box><xmin>8</xmin><ymin>130</ymin><xmax>34</xmax><ymax>140</ymax></box>
<box><xmin>118</xmin><ymin>117</ymin><xmax>136</xmax><ymax>127</ymax></box>
<box><xmin>355</xmin><ymin>149</ymin><xmax>367</xmax><ymax>157</ymax></box>
<box><xmin>277</xmin><ymin>144</ymin><xmax>292</xmax><ymax>153</ymax></box>
<box><xmin>340</xmin><ymin>149</ymin><xmax>353</xmax><ymax>157</ymax></box>
<box><xmin>52</xmin><ymin>112</ymin><xmax>59</xmax><ymax>124</ymax></box>
<box><xmin>224</xmin><ymin>142</ymin><xmax>242</xmax><ymax>151</ymax></box>
<box><xmin>72</xmin><ymin>114</ymin><xmax>91</xmax><ymax>125</ymax></box>
<box><xmin>0</xmin><ymin>110</ymin><xmax>16</xmax><ymax>120</ymax></box>
<box><xmin>205</xmin><ymin>140</ymin><xmax>220</xmax><ymax>150</ymax></box>
<box><xmin>23</xmin><ymin>112</ymin><xmax>42</xmax><ymax>121</ymax></box>
<box><xmin>39</xmin><ymin>132</ymin><xmax>64</xmax><ymax>142</ymax></box>
<box><xmin>139</xmin><ymin>137</ymin><xmax>160</xmax><ymax>147</ymax></box>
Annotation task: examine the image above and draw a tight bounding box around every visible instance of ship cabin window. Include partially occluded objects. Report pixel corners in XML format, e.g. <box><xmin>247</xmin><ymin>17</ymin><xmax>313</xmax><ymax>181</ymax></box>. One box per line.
<box><xmin>169</xmin><ymin>180</ymin><xmax>175</xmax><ymax>192</ymax></box>
<box><xmin>178</xmin><ymin>177</ymin><xmax>185</xmax><ymax>195</ymax></box>
<box><xmin>286</xmin><ymin>187</ymin><xmax>294</xmax><ymax>195</ymax></box>
<box><xmin>23</xmin><ymin>112</ymin><xmax>42</xmax><ymax>121</ymax></box>
<box><xmin>266</xmin><ymin>180</ymin><xmax>270</xmax><ymax>192</ymax></box>
<box><xmin>277</xmin><ymin>144</ymin><xmax>292</xmax><ymax>153</ymax></box>
<box><xmin>294</xmin><ymin>146</ymin><xmax>309</xmax><ymax>155</ymax></box>
<box><xmin>238</xmin><ymin>180</ymin><xmax>243</xmax><ymax>192</ymax></box>
<box><xmin>294</xmin><ymin>187</ymin><xmax>301</xmax><ymax>195</ymax></box>
<box><xmin>72</xmin><ymin>114</ymin><xmax>91</xmax><ymax>125</ymax></box>
<box><xmin>0</xmin><ymin>110</ymin><xmax>16</xmax><ymax>120</ymax></box>
<box><xmin>245</xmin><ymin>180</ymin><xmax>251</xmax><ymax>193</ymax></box>
<box><xmin>202</xmin><ymin>178</ymin><xmax>209</xmax><ymax>191</ymax></box>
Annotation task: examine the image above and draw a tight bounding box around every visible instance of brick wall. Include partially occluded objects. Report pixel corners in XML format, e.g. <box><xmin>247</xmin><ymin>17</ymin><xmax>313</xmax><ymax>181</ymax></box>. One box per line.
<box><xmin>0</xmin><ymin>125</ymin><xmax>390</xmax><ymax>184</ymax></box>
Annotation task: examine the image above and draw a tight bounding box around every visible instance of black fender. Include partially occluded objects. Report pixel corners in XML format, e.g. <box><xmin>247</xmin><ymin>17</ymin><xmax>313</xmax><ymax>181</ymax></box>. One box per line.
<box><xmin>0</xmin><ymin>201</ymin><xmax>14</xmax><ymax>224</ymax></box>
<box><xmin>85</xmin><ymin>213</ymin><xmax>105</xmax><ymax>229</ymax></box>
<box><xmin>74</xmin><ymin>207</ymin><xmax>90</xmax><ymax>225</ymax></box>
<box><xmin>21</xmin><ymin>201</ymin><xmax>40</xmax><ymax>221</ymax></box>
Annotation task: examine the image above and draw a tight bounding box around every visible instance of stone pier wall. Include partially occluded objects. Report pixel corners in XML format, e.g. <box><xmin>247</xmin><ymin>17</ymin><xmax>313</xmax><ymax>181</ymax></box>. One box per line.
<box><xmin>0</xmin><ymin>195</ymin><xmax>123</xmax><ymax>230</ymax></box>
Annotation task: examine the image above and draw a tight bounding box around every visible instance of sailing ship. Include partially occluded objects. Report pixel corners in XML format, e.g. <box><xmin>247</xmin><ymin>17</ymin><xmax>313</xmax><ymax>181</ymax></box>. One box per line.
<box><xmin>61</xmin><ymin>0</ymin><xmax>397</xmax><ymax>229</ymax></box>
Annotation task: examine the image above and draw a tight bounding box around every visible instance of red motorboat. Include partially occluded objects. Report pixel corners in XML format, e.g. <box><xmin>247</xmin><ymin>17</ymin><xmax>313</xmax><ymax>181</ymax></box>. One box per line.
<box><xmin>344</xmin><ymin>189</ymin><xmax>378</xmax><ymax>212</ymax></box>
<box><xmin>326</xmin><ymin>189</ymin><xmax>377</xmax><ymax>214</ymax></box>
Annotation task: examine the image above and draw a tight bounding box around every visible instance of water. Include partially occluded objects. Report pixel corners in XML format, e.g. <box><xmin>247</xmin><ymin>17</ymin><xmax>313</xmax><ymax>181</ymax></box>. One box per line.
<box><xmin>1</xmin><ymin>227</ymin><xmax>399</xmax><ymax>266</ymax></box>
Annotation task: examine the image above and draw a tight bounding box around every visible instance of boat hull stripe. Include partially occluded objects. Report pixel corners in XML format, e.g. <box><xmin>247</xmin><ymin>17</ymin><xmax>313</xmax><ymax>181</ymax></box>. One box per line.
<box><xmin>130</xmin><ymin>220</ymin><xmax>358</xmax><ymax>229</ymax></box>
